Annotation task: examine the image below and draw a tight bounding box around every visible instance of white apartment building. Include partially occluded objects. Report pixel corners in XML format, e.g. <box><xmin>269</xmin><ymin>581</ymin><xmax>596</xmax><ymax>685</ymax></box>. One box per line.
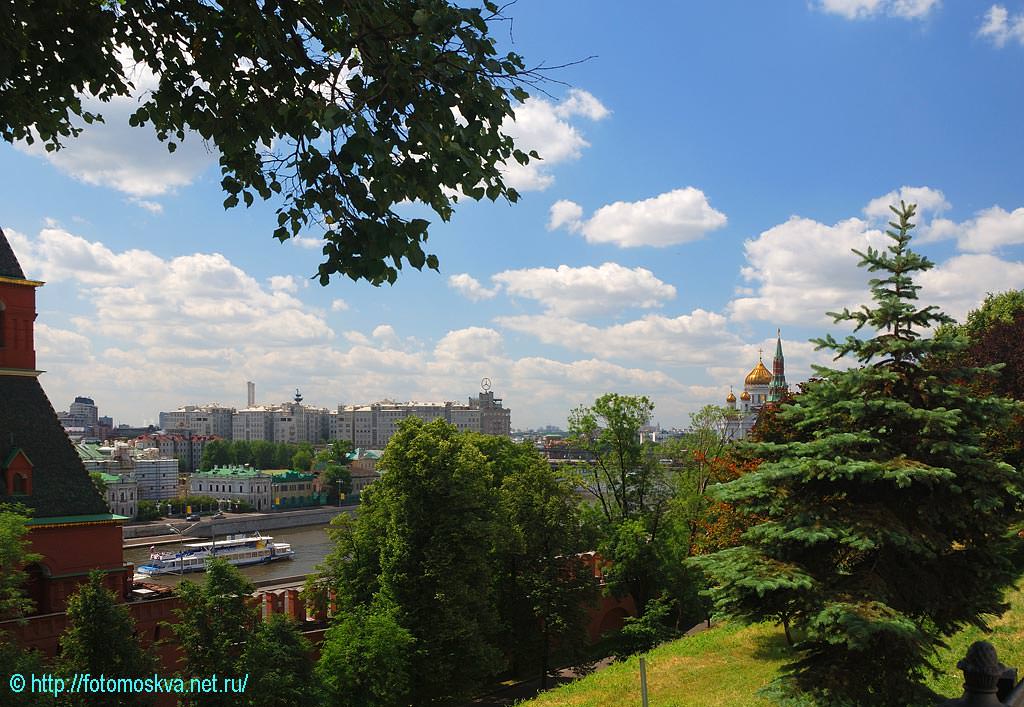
<box><xmin>273</xmin><ymin>402</ymin><xmax>329</xmax><ymax>444</ymax></box>
<box><xmin>329</xmin><ymin>393</ymin><xmax>509</xmax><ymax>448</ymax></box>
<box><xmin>159</xmin><ymin>405</ymin><xmax>235</xmax><ymax>438</ymax></box>
<box><xmin>232</xmin><ymin>406</ymin><xmax>275</xmax><ymax>441</ymax></box>
<box><xmin>133</xmin><ymin>455</ymin><xmax>180</xmax><ymax>501</ymax></box>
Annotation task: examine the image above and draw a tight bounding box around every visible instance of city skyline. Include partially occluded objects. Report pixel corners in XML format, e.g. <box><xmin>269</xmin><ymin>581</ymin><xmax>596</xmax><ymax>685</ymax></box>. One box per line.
<box><xmin>3</xmin><ymin>2</ymin><xmax>1023</xmax><ymax>429</ymax></box>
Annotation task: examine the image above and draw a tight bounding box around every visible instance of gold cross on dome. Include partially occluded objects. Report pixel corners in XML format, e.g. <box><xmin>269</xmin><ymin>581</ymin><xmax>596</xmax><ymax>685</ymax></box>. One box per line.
<box><xmin>758</xmin><ymin>347</ymin><xmax>763</xmax><ymax>360</ymax></box>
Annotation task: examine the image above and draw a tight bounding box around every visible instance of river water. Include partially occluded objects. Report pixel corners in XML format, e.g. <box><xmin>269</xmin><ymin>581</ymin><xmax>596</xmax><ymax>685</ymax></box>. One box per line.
<box><xmin>124</xmin><ymin>525</ymin><xmax>334</xmax><ymax>588</ymax></box>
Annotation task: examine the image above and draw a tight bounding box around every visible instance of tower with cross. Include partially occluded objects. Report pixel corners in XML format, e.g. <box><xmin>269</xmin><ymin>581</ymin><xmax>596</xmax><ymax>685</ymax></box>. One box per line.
<box><xmin>724</xmin><ymin>330</ymin><xmax>789</xmax><ymax>439</ymax></box>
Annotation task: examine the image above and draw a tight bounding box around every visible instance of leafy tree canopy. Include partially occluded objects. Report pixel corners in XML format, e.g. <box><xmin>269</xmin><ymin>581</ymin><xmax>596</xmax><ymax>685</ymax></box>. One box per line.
<box><xmin>240</xmin><ymin>614</ymin><xmax>319</xmax><ymax>707</ymax></box>
<box><xmin>316</xmin><ymin>603</ymin><xmax>414</xmax><ymax>707</ymax></box>
<box><xmin>171</xmin><ymin>559</ymin><xmax>256</xmax><ymax>705</ymax></box>
<box><xmin>0</xmin><ymin>504</ymin><xmax>39</xmax><ymax>620</ymax></box>
<box><xmin>58</xmin><ymin>572</ymin><xmax>156</xmax><ymax>707</ymax></box>
<box><xmin>2</xmin><ymin>0</ymin><xmax>539</xmax><ymax>285</ymax></box>
<box><xmin>932</xmin><ymin>290</ymin><xmax>1024</xmax><ymax>472</ymax></box>
<box><xmin>320</xmin><ymin>418</ymin><xmax>502</xmax><ymax>704</ymax></box>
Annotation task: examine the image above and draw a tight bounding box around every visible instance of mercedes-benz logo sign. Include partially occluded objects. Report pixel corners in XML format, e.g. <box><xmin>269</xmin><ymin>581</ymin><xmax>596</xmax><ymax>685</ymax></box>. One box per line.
<box><xmin>481</xmin><ymin>377</ymin><xmax>492</xmax><ymax>392</ymax></box>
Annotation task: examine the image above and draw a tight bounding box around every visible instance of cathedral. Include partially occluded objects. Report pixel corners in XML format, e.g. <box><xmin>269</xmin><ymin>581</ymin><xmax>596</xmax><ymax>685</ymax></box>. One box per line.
<box><xmin>724</xmin><ymin>329</ymin><xmax>789</xmax><ymax>440</ymax></box>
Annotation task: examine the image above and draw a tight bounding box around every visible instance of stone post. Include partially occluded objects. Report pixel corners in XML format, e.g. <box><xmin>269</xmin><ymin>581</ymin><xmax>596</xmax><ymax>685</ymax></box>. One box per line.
<box><xmin>938</xmin><ymin>641</ymin><xmax>1018</xmax><ymax>707</ymax></box>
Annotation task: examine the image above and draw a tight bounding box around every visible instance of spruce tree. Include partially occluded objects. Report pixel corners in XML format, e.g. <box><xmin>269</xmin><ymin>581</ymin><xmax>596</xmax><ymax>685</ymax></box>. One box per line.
<box><xmin>692</xmin><ymin>203</ymin><xmax>1023</xmax><ymax>705</ymax></box>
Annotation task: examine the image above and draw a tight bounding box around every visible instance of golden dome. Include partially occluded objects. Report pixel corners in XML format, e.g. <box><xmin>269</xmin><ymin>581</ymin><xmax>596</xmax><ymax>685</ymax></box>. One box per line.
<box><xmin>726</xmin><ymin>391</ymin><xmax>736</xmax><ymax>403</ymax></box>
<box><xmin>740</xmin><ymin>390</ymin><xmax>751</xmax><ymax>401</ymax></box>
<box><xmin>744</xmin><ymin>359</ymin><xmax>772</xmax><ymax>386</ymax></box>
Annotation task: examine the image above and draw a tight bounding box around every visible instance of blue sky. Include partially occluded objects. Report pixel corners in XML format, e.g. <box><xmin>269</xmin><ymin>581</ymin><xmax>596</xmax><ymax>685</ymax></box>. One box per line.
<box><xmin>2</xmin><ymin>1</ymin><xmax>1023</xmax><ymax>429</ymax></box>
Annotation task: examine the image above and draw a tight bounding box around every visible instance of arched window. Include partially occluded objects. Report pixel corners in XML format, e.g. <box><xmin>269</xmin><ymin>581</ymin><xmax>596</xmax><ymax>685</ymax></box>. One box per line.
<box><xmin>12</xmin><ymin>473</ymin><xmax>26</xmax><ymax>494</ymax></box>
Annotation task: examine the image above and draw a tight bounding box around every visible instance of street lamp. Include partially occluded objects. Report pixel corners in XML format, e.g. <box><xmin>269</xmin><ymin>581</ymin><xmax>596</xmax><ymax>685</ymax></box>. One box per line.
<box><xmin>164</xmin><ymin>521</ymin><xmax>200</xmax><ymax>575</ymax></box>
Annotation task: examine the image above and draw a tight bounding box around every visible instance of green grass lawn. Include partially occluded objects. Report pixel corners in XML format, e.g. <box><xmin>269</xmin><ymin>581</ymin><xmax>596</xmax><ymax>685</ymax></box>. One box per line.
<box><xmin>521</xmin><ymin>582</ymin><xmax>1024</xmax><ymax>706</ymax></box>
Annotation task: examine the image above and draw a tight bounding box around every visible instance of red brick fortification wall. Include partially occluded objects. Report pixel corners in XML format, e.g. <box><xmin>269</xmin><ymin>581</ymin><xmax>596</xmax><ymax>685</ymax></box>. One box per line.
<box><xmin>25</xmin><ymin>523</ymin><xmax>127</xmax><ymax>615</ymax></box>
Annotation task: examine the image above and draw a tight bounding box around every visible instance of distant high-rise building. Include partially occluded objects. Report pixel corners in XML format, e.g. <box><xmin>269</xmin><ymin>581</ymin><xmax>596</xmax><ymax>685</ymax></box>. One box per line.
<box><xmin>247</xmin><ymin>381</ymin><xmax>255</xmax><ymax>408</ymax></box>
<box><xmin>58</xmin><ymin>395</ymin><xmax>101</xmax><ymax>437</ymax></box>
<box><xmin>159</xmin><ymin>404</ymin><xmax>235</xmax><ymax>438</ymax></box>
<box><xmin>470</xmin><ymin>390</ymin><xmax>511</xmax><ymax>437</ymax></box>
<box><xmin>330</xmin><ymin>389</ymin><xmax>511</xmax><ymax>447</ymax></box>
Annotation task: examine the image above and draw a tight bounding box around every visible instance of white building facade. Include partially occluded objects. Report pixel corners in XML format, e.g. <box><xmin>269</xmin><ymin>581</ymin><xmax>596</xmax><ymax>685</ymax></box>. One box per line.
<box><xmin>329</xmin><ymin>393</ymin><xmax>509</xmax><ymax>448</ymax></box>
<box><xmin>159</xmin><ymin>405</ymin><xmax>235</xmax><ymax>438</ymax></box>
<box><xmin>133</xmin><ymin>456</ymin><xmax>180</xmax><ymax>501</ymax></box>
<box><xmin>189</xmin><ymin>467</ymin><xmax>272</xmax><ymax>512</ymax></box>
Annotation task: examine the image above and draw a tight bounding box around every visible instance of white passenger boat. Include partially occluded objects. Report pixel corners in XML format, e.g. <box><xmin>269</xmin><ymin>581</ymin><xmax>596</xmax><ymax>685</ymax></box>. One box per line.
<box><xmin>136</xmin><ymin>532</ymin><xmax>294</xmax><ymax>576</ymax></box>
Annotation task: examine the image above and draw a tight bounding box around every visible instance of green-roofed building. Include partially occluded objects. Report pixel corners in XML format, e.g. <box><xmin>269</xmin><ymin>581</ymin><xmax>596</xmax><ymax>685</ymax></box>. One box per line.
<box><xmin>94</xmin><ymin>471</ymin><xmax>139</xmax><ymax>519</ymax></box>
<box><xmin>189</xmin><ymin>465</ymin><xmax>271</xmax><ymax>511</ymax></box>
<box><xmin>266</xmin><ymin>470</ymin><xmax>324</xmax><ymax>508</ymax></box>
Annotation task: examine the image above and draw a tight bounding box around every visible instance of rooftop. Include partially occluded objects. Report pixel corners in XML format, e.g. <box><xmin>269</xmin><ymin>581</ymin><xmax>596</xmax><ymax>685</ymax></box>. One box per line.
<box><xmin>193</xmin><ymin>465</ymin><xmax>269</xmax><ymax>478</ymax></box>
<box><xmin>0</xmin><ymin>227</ymin><xmax>26</xmax><ymax>279</ymax></box>
<box><xmin>0</xmin><ymin>376</ymin><xmax>110</xmax><ymax>518</ymax></box>
<box><xmin>266</xmin><ymin>470</ymin><xmax>315</xmax><ymax>482</ymax></box>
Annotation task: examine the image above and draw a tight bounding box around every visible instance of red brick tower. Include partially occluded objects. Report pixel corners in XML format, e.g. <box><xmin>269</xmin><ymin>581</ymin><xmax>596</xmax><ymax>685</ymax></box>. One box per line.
<box><xmin>0</xmin><ymin>228</ymin><xmax>128</xmax><ymax>615</ymax></box>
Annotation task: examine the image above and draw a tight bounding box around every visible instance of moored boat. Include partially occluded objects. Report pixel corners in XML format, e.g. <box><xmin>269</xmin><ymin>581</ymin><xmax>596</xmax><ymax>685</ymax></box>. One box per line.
<box><xmin>136</xmin><ymin>532</ymin><xmax>294</xmax><ymax>576</ymax></box>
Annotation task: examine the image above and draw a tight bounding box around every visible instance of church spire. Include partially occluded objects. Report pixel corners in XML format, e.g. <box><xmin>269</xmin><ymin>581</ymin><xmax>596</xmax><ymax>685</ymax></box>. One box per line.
<box><xmin>768</xmin><ymin>328</ymin><xmax>788</xmax><ymax>403</ymax></box>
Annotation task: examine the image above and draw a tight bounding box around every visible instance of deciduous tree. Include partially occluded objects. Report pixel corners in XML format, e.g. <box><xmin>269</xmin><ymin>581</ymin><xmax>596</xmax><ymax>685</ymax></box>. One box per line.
<box><xmin>59</xmin><ymin>571</ymin><xmax>156</xmax><ymax>707</ymax></box>
<box><xmin>171</xmin><ymin>559</ymin><xmax>257</xmax><ymax>706</ymax></box>
<box><xmin>316</xmin><ymin>603</ymin><xmax>414</xmax><ymax>707</ymax></box>
<box><xmin>321</xmin><ymin>418</ymin><xmax>501</xmax><ymax>704</ymax></box>
<box><xmin>569</xmin><ymin>394</ymin><xmax>678</xmax><ymax>618</ymax></box>
<box><xmin>0</xmin><ymin>504</ymin><xmax>48</xmax><ymax>707</ymax></box>
<box><xmin>931</xmin><ymin>290</ymin><xmax>1024</xmax><ymax>473</ymax></box>
<box><xmin>495</xmin><ymin>451</ymin><xmax>595</xmax><ymax>685</ymax></box>
<box><xmin>239</xmin><ymin>614</ymin><xmax>319</xmax><ymax>707</ymax></box>
<box><xmin>2</xmin><ymin>0</ymin><xmax>540</xmax><ymax>285</ymax></box>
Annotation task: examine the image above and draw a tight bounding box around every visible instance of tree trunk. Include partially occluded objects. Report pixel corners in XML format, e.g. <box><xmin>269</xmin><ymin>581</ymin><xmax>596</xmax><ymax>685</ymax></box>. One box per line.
<box><xmin>541</xmin><ymin>623</ymin><xmax>549</xmax><ymax>690</ymax></box>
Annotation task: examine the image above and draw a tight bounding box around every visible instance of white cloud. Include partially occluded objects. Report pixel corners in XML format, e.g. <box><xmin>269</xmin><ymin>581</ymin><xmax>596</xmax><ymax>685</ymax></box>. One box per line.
<box><xmin>500</xmin><ymin>89</ymin><xmax>609</xmax><ymax>191</ymax></box>
<box><xmin>978</xmin><ymin>5</ymin><xmax>1024</xmax><ymax>47</ymax></box>
<box><xmin>497</xmin><ymin>309</ymin><xmax>737</xmax><ymax>364</ymax></box>
<box><xmin>864</xmin><ymin>186</ymin><xmax>949</xmax><ymax>222</ymax></box>
<box><xmin>492</xmin><ymin>262</ymin><xmax>677</xmax><ymax>316</ymax></box>
<box><xmin>956</xmin><ymin>206</ymin><xmax>1024</xmax><ymax>252</ymax></box>
<box><xmin>728</xmin><ymin>201</ymin><xmax>1024</xmax><ymax>328</ymax></box>
<box><xmin>330</xmin><ymin>299</ymin><xmax>349</xmax><ymax>312</ymax></box>
<box><xmin>12</xmin><ymin>224</ymin><xmax>749</xmax><ymax>429</ymax></box>
<box><xmin>897</xmin><ymin>203</ymin><xmax>1024</xmax><ymax>251</ymax></box>
<box><xmin>548</xmin><ymin>200</ymin><xmax>584</xmax><ymax>231</ymax></box>
<box><xmin>549</xmin><ymin>188</ymin><xmax>727</xmax><ymax>248</ymax></box>
<box><xmin>433</xmin><ymin>327</ymin><xmax>505</xmax><ymax>362</ymax></box>
<box><xmin>268</xmin><ymin>275</ymin><xmax>299</xmax><ymax>293</ymax></box>
<box><xmin>371</xmin><ymin>324</ymin><xmax>401</xmax><ymax>348</ymax></box>
<box><xmin>818</xmin><ymin>0</ymin><xmax>939</xmax><ymax>20</ymax></box>
<box><xmin>447</xmin><ymin>273</ymin><xmax>499</xmax><ymax>301</ymax></box>
<box><xmin>288</xmin><ymin>235</ymin><xmax>324</xmax><ymax>250</ymax></box>
<box><xmin>130</xmin><ymin>198</ymin><xmax>165</xmax><ymax>214</ymax></box>
<box><xmin>889</xmin><ymin>0</ymin><xmax>941</xmax><ymax>19</ymax></box>
<box><xmin>729</xmin><ymin>216</ymin><xmax>887</xmax><ymax>324</ymax></box>
<box><xmin>12</xmin><ymin>227</ymin><xmax>332</xmax><ymax>349</ymax></box>
<box><xmin>553</xmin><ymin>89</ymin><xmax>610</xmax><ymax>121</ymax></box>
<box><xmin>920</xmin><ymin>254</ymin><xmax>1024</xmax><ymax>321</ymax></box>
